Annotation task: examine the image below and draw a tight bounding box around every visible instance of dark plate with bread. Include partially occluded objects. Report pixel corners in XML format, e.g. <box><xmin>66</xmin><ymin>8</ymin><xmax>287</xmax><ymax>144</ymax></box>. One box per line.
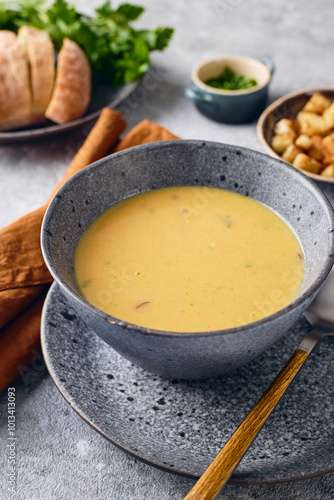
<box><xmin>0</xmin><ymin>27</ymin><xmax>140</xmax><ymax>142</ymax></box>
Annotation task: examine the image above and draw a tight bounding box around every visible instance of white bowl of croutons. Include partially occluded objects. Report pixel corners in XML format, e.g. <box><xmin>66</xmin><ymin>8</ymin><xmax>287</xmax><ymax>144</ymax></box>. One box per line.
<box><xmin>257</xmin><ymin>88</ymin><xmax>334</xmax><ymax>183</ymax></box>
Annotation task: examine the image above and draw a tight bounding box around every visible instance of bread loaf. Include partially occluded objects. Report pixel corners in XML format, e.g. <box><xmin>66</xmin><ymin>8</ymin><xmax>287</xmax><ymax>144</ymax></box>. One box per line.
<box><xmin>45</xmin><ymin>38</ymin><xmax>92</xmax><ymax>124</ymax></box>
<box><xmin>0</xmin><ymin>30</ymin><xmax>92</xmax><ymax>131</ymax></box>
<box><xmin>0</xmin><ymin>31</ymin><xmax>31</xmax><ymax>131</ymax></box>
<box><xmin>18</xmin><ymin>26</ymin><xmax>55</xmax><ymax>123</ymax></box>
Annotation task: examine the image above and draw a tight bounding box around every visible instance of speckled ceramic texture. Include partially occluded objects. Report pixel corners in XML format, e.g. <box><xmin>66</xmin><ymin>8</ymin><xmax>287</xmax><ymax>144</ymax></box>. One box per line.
<box><xmin>41</xmin><ymin>140</ymin><xmax>334</xmax><ymax>380</ymax></box>
<box><xmin>41</xmin><ymin>283</ymin><xmax>334</xmax><ymax>483</ymax></box>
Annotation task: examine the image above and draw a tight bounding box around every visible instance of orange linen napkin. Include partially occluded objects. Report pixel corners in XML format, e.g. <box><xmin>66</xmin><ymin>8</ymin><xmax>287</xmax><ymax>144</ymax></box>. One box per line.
<box><xmin>0</xmin><ymin>110</ymin><xmax>179</xmax><ymax>393</ymax></box>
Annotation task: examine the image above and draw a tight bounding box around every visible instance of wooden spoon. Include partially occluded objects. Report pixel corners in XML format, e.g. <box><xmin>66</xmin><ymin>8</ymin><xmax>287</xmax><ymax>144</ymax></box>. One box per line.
<box><xmin>184</xmin><ymin>268</ymin><xmax>334</xmax><ymax>500</ymax></box>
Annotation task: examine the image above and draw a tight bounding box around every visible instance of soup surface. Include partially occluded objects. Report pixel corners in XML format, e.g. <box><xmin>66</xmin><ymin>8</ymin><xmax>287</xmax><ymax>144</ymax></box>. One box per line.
<box><xmin>74</xmin><ymin>186</ymin><xmax>305</xmax><ymax>332</ymax></box>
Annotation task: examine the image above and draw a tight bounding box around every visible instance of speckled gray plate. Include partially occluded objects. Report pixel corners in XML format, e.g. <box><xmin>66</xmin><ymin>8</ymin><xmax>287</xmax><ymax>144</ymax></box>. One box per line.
<box><xmin>41</xmin><ymin>283</ymin><xmax>334</xmax><ymax>484</ymax></box>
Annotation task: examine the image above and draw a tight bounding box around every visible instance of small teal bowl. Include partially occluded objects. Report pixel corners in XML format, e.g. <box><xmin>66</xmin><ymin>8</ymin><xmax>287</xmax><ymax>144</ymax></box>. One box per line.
<box><xmin>185</xmin><ymin>55</ymin><xmax>274</xmax><ymax>124</ymax></box>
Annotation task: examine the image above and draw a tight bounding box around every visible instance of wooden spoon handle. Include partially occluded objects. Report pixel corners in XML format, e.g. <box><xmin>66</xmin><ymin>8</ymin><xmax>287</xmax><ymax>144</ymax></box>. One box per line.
<box><xmin>184</xmin><ymin>347</ymin><xmax>311</xmax><ymax>500</ymax></box>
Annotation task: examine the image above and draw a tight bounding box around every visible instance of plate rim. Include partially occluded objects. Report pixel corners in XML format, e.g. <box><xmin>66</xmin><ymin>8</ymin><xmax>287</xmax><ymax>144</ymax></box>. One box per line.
<box><xmin>41</xmin><ymin>282</ymin><xmax>334</xmax><ymax>486</ymax></box>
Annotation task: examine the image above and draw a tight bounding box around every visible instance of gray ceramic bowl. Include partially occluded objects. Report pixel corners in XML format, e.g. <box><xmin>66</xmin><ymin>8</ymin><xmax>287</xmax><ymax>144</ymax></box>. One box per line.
<box><xmin>185</xmin><ymin>56</ymin><xmax>274</xmax><ymax>124</ymax></box>
<box><xmin>41</xmin><ymin>140</ymin><xmax>334</xmax><ymax>380</ymax></box>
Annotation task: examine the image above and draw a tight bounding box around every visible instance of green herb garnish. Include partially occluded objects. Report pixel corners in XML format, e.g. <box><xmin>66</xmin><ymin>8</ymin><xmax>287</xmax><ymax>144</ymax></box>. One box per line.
<box><xmin>206</xmin><ymin>66</ymin><xmax>257</xmax><ymax>91</ymax></box>
<box><xmin>0</xmin><ymin>0</ymin><xmax>174</xmax><ymax>85</ymax></box>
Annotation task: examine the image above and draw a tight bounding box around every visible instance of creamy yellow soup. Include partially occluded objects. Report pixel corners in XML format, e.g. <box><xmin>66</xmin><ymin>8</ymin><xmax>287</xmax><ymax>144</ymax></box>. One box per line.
<box><xmin>74</xmin><ymin>186</ymin><xmax>305</xmax><ymax>332</ymax></box>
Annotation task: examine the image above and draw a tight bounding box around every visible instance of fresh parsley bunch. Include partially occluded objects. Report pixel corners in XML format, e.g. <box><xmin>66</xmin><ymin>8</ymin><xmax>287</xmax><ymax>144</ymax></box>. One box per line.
<box><xmin>0</xmin><ymin>0</ymin><xmax>174</xmax><ymax>85</ymax></box>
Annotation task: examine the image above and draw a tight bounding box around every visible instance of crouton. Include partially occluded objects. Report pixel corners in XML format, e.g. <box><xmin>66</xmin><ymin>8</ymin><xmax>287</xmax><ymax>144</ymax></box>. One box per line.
<box><xmin>297</xmin><ymin>111</ymin><xmax>327</xmax><ymax>136</ymax></box>
<box><xmin>321</xmin><ymin>133</ymin><xmax>334</xmax><ymax>164</ymax></box>
<box><xmin>295</xmin><ymin>134</ymin><xmax>313</xmax><ymax>150</ymax></box>
<box><xmin>281</xmin><ymin>144</ymin><xmax>302</xmax><ymax>163</ymax></box>
<box><xmin>274</xmin><ymin>118</ymin><xmax>299</xmax><ymax>135</ymax></box>
<box><xmin>304</xmin><ymin>135</ymin><xmax>323</xmax><ymax>161</ymax></box>
<box><xmin>308</xmin><ymin>146</ymin><xmax>324</xmax><ymax>161</ymax></box>
<box><xmin>323</xmin><ymin>156</ymin><xmax>334</xmax><ymax>166</ymax></box>
<box><xmin>302</xmin><ymin>92</ymin><xmax>332</xmax><ymax>114</ymax></box>
<box><xmin>271</xmin><ymin>131</ymin><xmax>296</xmax><ymax>154</ymax></box>
<box><xmin>292</xmin><ymin>153</ymin><xmax>322</xmax><ymax>174</ymax></box>
<box><xmin>322</xmin><ymin>102</ymin><xmax>334</xmax><ymax>130</ymax></box>
<box><xmin>320</xmin><ymin>164</ymin><xmax>334</xmax><ymax>178</ymax></box>
<box><xmin>312</xmin><ymin>134</ymin><xmax>324</xmax><ymax>147</ymax></box>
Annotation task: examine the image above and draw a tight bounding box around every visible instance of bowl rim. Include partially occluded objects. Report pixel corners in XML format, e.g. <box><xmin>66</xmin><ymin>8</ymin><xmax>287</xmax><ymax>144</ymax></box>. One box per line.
<box><xmin>41</xmin><ymin>139</ymin><xmax>334</xmax><ymax>339</ymax></box>
<box><xmin>257</xmin><ymin>87</ymin><xmax>334</xmax><ymax>184</ymax></box>
<box><xmin>191</xmin><ymin>55</ymin><xmax>272</xmax><ymax>96</ymax></box>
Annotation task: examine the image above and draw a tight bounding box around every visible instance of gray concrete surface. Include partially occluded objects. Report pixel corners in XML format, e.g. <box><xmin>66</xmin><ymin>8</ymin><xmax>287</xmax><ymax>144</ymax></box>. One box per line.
<box><xmin>1</xmin><ymin>0</ymin><xmax>334</xmax><ymax>498</ymax></box>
